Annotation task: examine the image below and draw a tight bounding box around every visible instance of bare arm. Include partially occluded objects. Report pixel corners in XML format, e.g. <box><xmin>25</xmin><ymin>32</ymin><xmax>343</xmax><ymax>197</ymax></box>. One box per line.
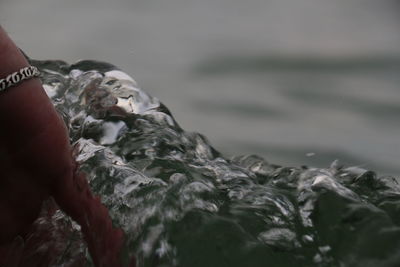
<box><xmin>0</xmin><ymin>26</ymin><xmax>132</xmax><ymax>266</ymax></box>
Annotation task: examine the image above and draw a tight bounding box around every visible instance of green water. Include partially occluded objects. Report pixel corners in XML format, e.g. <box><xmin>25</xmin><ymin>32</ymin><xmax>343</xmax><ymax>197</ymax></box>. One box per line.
<box><xmin>30</xmin><ymin>59</ymin><xmax>400</xmax><ymax>267</ymax></box>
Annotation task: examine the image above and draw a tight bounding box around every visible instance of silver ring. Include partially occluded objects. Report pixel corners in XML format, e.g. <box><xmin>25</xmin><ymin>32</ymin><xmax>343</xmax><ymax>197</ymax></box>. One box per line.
<box><xmin>0</xmin><ymin>66</ymin><xmax>40</xmax><ymax>92</ymax></box>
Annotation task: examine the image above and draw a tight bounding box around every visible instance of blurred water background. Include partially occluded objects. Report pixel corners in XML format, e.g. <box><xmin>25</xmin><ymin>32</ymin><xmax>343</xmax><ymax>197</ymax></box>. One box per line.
<box><xmin>1</xmin><ymin>0</ymin><xmax>399</xmax><ymax>177</ymax></box>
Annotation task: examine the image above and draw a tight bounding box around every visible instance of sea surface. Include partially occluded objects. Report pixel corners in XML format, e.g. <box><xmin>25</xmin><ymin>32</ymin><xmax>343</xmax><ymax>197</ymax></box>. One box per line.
<box><xmin>1</xmin><ymin>0</ymin><xmax>399</xmax><ymax>175</ymax></box>
<box><xmin>13</xmin><ymin>58</ymin><xmax>398</xmax><ymax>267</ymax></box>
<box><xmin>6</xmin><ymin>56</ymin><xmax>400</xmax><ymax>267</ymax></box>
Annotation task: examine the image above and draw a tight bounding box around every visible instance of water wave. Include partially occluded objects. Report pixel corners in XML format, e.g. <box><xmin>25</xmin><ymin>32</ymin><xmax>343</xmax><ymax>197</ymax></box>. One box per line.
<box><xmin>25</xmin><ymin>59</ymin><xmax>400</xmax><ymax>267</ymax></box>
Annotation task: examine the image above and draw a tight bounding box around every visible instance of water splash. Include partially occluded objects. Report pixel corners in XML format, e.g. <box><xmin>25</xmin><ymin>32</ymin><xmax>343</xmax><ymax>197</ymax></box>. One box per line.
<box><xmin>23</xmin><ymin>59</ymin><xmax>400</xmax><ymax>266</ymax></box>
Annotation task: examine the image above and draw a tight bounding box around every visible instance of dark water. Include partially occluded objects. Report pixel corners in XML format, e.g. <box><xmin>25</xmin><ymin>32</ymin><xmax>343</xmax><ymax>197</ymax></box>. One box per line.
<box><xmin>2</xmin><ymin>0</ymin><xmax>400</xmax><ymax>177</ymax></box>
<box><xmin>28</xmin><ymin>59</ymin><xmax>400</xmax><ymax>267</ymax></box>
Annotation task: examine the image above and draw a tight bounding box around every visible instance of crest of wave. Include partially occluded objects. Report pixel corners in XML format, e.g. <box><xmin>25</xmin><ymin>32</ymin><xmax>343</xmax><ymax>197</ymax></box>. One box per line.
<box><xmin>21</xmin><ymin>59</ymin><xmax>400</xmax><ymax>267</ymax></box>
